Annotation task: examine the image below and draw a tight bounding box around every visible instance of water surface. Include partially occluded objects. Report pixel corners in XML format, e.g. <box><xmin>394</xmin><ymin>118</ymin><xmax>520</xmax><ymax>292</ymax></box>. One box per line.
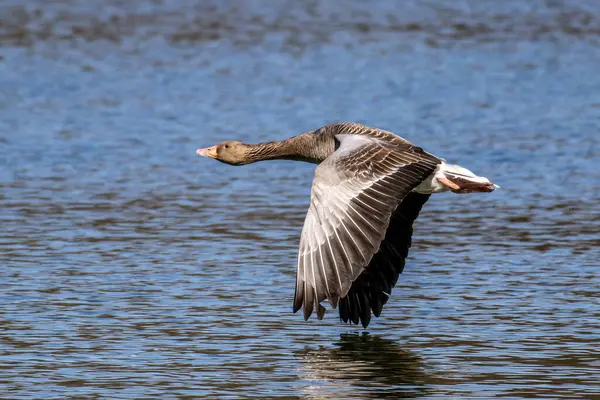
<box><xmin>1</xmin><ymin>0</ymin><xmax>599</xmax><ymax>398</ymax></box>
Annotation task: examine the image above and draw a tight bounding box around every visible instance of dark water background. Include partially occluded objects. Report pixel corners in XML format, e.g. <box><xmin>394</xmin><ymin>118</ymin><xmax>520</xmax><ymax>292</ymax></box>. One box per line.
<box><xmin>1</xmin><ymin>0</ymin><xmax>599</xmax><ymax>398</ymax></box>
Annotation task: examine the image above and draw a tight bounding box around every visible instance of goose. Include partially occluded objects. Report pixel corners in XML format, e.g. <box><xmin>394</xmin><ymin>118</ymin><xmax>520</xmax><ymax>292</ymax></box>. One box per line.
<box><xmin>197</xmin><ymin>122</ymin><xmax>497</xmax><ymax>328</ymax></box>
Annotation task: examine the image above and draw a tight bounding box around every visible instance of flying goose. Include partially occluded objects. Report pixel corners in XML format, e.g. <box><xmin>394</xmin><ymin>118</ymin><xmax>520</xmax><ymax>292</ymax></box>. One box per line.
<box><xmin>197</xmin><ymin>122</ymin><xmax>497</xmax><ymax>328</ymax></box>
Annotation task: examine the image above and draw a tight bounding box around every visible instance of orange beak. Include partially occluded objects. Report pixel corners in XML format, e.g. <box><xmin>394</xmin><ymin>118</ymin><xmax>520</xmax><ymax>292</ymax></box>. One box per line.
<box><xmin>196</xmin><ymin>146</ymin><xmax>217</xmax><ymax>159</ymax></box>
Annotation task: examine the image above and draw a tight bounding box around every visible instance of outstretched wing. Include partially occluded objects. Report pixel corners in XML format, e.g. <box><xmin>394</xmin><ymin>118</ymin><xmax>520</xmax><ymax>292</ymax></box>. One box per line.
<box><xmin>293</xmin><ymin>134</ymin><xmax>440</xmax><ymax>321</ymax></box>
<box><xmin>338</xmin><ymin>192</ymin><xmax>431</xmax><ymax>328</ymax></box>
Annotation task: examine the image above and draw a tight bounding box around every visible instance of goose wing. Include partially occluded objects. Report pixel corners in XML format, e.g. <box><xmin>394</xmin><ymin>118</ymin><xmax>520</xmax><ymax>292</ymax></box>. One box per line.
<box><xmin>293</xmin><ymin>134</ymin><xmax>441</xmax><ymax>321</ymax></box>
<box><xmin>338</xmin><ymin>192</ymin><xmax>431</xmax><ymax>328</ymax></box>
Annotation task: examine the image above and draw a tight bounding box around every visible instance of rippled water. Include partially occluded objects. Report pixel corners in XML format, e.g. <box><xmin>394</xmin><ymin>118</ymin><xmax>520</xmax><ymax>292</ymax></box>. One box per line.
<box><xmin>1</xmin><ymin>0</ymin><xmax>599</xmax><ymax>398</ymax></box>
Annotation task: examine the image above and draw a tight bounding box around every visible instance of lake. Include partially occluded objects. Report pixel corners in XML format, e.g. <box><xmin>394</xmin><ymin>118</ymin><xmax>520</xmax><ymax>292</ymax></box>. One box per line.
<box><xmin>0</xmin><ymin>0</ymin><xmax>599</xmax><ymax>398</ymax></box>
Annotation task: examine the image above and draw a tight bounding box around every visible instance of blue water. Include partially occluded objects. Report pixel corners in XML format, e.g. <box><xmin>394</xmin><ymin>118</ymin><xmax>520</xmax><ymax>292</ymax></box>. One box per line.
<box><xmin>1</xmin><ymin>1</ymin><xmax>599</xmax><ymax>398</ymax></box>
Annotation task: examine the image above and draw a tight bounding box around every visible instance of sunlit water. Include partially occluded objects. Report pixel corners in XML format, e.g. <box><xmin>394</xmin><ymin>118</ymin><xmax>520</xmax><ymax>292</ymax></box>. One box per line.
<box><xmin>1</xmin><ymin>0</ymin><xmax>599</xmax><ymax>398</ymax></box>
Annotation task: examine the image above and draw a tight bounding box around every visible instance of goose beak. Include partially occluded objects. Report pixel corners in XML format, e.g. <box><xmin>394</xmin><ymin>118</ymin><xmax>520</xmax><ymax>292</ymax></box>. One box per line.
<box><xmin>196</xmin><ymin>146</ymin><xmax>217</xmax><ymax>159</ymax></box>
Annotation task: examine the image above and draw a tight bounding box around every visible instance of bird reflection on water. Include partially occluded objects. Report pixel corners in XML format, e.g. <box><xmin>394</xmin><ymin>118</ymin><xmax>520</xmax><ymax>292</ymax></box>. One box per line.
<box><xmin>297</xmin><ymin>333</ymin><xmax>434</xmax><ymax>399</ymax></box>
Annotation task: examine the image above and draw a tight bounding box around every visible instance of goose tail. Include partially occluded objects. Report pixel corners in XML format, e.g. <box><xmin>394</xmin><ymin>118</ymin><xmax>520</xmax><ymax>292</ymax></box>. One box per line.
<box><xmin>438</xmin><ymin>162</ymin><xmax>499</xmax><ymax>193</ymax></box>
<box><xmin>413</xmin><ymin>162</ymin><xmax>499</xmax><ymax>194</ymax></box>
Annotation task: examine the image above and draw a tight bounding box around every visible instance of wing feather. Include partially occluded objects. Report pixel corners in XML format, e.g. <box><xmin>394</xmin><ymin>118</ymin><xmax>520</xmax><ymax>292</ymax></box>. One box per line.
<box><xmin>293</xmin><ymin>133</ymin><xmax>440</xmax><ymax>321</ymax></box>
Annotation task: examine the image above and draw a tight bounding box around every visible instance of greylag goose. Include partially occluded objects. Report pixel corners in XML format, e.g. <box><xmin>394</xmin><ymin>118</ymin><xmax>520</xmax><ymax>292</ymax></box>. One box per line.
<box><xmin>197</xmin><ymin>122</ymin><xmax>497</xmax><ymax>328</ymax></box>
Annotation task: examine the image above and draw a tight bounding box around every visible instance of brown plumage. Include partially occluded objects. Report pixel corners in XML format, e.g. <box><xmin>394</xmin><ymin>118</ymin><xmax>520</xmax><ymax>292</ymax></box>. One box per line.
<box><xmin>197</xmin><ymin>122</ymin><xmax>497</xmax><ymax>328</ymax></box>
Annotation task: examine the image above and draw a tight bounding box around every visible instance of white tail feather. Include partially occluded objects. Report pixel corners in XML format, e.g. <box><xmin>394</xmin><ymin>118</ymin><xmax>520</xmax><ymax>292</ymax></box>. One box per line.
<box><xmin>413</xmin><ymin>162</ymin><xmax>497</xmax><ymax>194</ymax></box>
